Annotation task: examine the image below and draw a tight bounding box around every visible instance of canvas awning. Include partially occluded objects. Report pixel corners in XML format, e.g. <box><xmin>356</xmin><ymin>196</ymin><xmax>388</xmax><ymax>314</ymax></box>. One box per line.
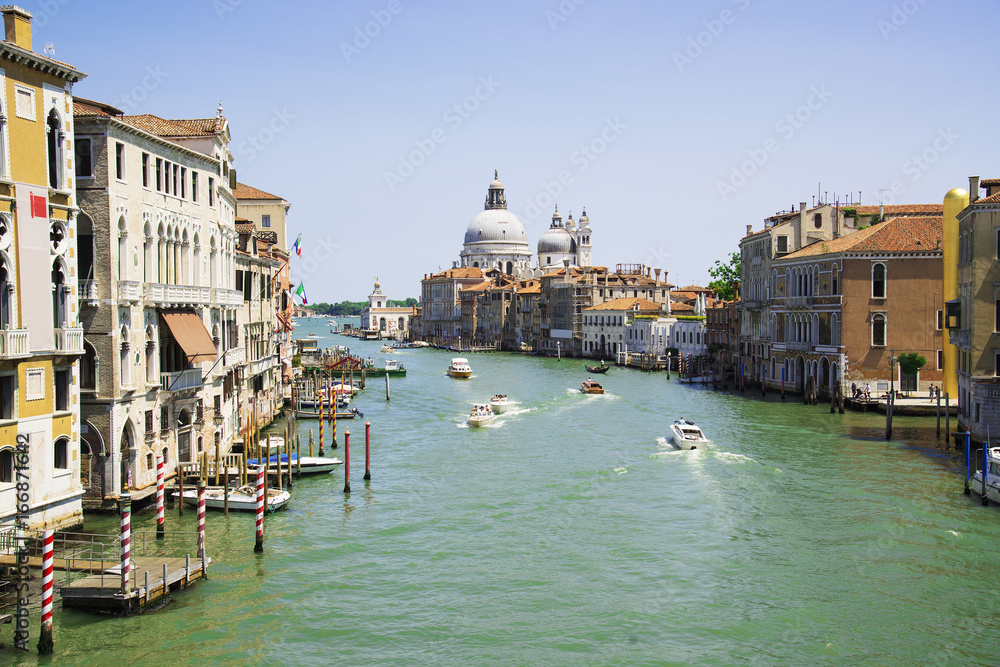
<box><xmin>160</xmin><ymin>311</ymin><xmax>217</xmax><ymax>363</ymax></box>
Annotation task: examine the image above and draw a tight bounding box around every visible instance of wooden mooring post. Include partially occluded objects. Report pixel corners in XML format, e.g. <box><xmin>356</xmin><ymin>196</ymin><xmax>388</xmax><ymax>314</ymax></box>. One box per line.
<box><xmin>936</xmin><ymin>390</ymin><xmax>942</xmax><ymax>439</ymax></box>
<box><xmin>364</xmin><ymin>419</ymin><xmax>371</xmax><ymax>481</ymax></box>
<box><xmin>344</xmin><ymin>427</ymin><xmax>351</xmax><ymax>494</ymax></box>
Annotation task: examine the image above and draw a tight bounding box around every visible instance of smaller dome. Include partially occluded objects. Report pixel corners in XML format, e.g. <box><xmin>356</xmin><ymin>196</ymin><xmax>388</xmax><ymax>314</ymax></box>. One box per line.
<box><xmin>490</xmin><ymin>178</ymin><xmax>503</xmax><ymax>190</ymax></box>
<box><xmin>538</xmin><ymin>225</ymin><xmax>576</xmax><ymax>255</ymax></box>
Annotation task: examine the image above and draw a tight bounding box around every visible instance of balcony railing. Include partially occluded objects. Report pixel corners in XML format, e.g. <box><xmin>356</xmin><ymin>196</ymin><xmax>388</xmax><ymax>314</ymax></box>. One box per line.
<box><xmin>145</xmin><ymin>283</ymin><xmax>211</xmax><ymax>307</ymax></box>
<box><xmin>160</xmin><ymin>368</ymin><xmax>203</xmax><ymax>392</ymax></box>
<box><xmin>0</xmin><ymin>328</ymin><xmax>30</xmax><ymax>359</ymax></box>
<box><xmin>79</xmin><ymin>279</ymin><xmax>99</xmax><ymax>305</ymax></box>
<box><xmin>224</xmin><ymin>346</ymin><xmax>245</xmax><ymax>367</ymax></box>
<box><xmin>211</xmin><ymin>288</ymin><xmax>243</xmax><ymax>307</ymax></box>
<box><xmin>249</xmin><ymin>355</ymin><xmax>278</xmax><ymax>377</ymax></box>
<box><xmin>54</xmin><ymin>326</ymin><xmax>85</xmax><ymax>354</ymax></box>
<box><xmin>118</xmin><ymin>280</ymin><xmax>141</xmax><ymax>302</ymax></box>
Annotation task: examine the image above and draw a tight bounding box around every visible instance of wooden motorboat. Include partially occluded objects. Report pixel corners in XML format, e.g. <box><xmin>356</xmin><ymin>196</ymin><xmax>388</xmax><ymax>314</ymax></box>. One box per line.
<box><xmin>447</xmin><ymin>357</ymin><xmax>473</xmax><ymax>378</ymax></box>
<box><xmin>468</xmin><ymin>403</ymin><xmax>495</xmax><ymax>427</ymax></box>
<box><xmin>174</xmin><ymin>484</ymin><xmax>290</xmax><ymax>511</ymax></box>
<box><xmin>580</xmin><ymin>379</ymin><xmax>604</xmax><ymax>394</ymax></box>
<box><xmin>668</xmin><ymin>419</ymin><xmax>710</xmax><ymax>450</ymax></box>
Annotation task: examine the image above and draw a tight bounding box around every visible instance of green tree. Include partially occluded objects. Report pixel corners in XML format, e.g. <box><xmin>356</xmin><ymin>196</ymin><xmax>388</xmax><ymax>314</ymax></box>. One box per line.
<box><xmin>708</xmin><ymin>251</ymin><xmax>740</xmax><ymax>300</ymax></box>
<box><xmin>897</xmin><ymin>352</ymin><xmax>926</xmax><ymax>377</ymax></box>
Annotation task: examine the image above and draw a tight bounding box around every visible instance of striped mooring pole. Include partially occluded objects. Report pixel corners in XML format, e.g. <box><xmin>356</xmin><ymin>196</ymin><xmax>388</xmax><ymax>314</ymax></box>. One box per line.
<box><xmin>343</xmin><ymin>427</ymin><xmax>351</xmax><ymax>494</ymax></box>
<box><xmin>120</xmin><ymin>493</ymin><xmax>132</xmax><ymax>603</ymax></box>
<box><xmin>318</xmin><ymin>380</ymin><xmax>325</xmax><ymax>456</ymax></box>
<box><xmin>156</xmin><ymin>455</ymin><xmax>165</xmax><ymax>539</ymax></box>
<box><xmin>364</xmin><ymin>419</ymin><xmax>371</xmax><ymax>481</ymax></box>
<box><xmin>37</xmin><ymin>530</ymin><xmax>54</xmax><ymax>654</ymax></box>
<box><xmin>254</xmin><ymin>466</ymin><xmax>265</xmax><ymax>553</ymax></box>
<box><xmin>197</xmin><ymin>482</ymin><xmax>206</xmax><ymax>560</ymax></box>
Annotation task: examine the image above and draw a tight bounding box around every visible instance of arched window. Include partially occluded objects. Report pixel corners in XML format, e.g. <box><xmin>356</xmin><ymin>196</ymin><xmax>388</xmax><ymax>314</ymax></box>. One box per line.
<box><xmin>832</xmin><ymin>265</ymin><xmax>839</xmax><ymax>295</ymax></box>
<box><xmin>82</xmin><ymin>342</ymin><xmax>97</xmax><ymax>390</ymax></box>
<box><xmin>145</xmin><ymin>326</ymin><xmax>156</xmax><ymax>385</ymax></box>
<box><xmin>0</xmin><ymin>98</ymin><xmax>7</xmax><ymax>178</ymax></box>
<box><xmin>51</xmin><ymin>260</ymin><xmax>67</xmax><ymax>327</ymax></box>
<box><xmin>0</xmin><ymin>254</ymin><xmax>11</xmax><ymax>329</ymax></box>
<box><xmin>47</xmin><ymin>108</ymin><xmax>63</xmax><ymax>189</ymax></box>
<box><xmin>144</xmin><ymin>222</ymin><xmax>154</xmax><ymax>282</ymax></box>
<box><xmin>78</xmin><ymin>213</ymin><xmax>95</xmax><ymax>282</ymax></box>
<box><xmin>117</xmin><ymin>217</ymin><xmax>128</xmax><ymax>280</ymax></box>
<box><xmin>0</xmin><ymin>446</ymin><xmax>12</xmax><ymax>482</ymax></box>
<box><xmin>813</xmin><ymin>213</ymin><xmax>822</xmax><ymax>229</ymax></box>
<box><xmin>120</xmin><ymin>325</ymin><xmax>130</xmax><ymax>388</ymax></box>
<box><xmin>872</xmin><ymin>313</ymin><xmax>886</xmax><ymax>347</ymax></box>
<box><xmin>54</xmin><ymin>437</ymin><xmax>69</xmax><ymax>470</ymax></box>
<box><xmin>872</xmin><ymin>263</ymin><xmax>886</xmax><ymax>298</ymax></box>
<box><xmin>506</xmin><ymin>261</ymin><xmax>513</xmax><ymax>275</ymax></box>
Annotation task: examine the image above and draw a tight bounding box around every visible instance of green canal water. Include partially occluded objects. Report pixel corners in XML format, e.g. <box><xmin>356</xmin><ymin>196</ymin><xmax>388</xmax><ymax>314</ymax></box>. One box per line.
<box><xmin>8</xmin><ymin>320</ymin><xmax>1000</xmax><ymax>666</ymax></box>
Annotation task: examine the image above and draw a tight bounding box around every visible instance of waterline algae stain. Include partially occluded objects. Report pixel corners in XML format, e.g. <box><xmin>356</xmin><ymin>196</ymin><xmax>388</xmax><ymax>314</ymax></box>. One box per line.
<box><xmin>9</xmin><ymin>321</ymin><xmax>1000</xmax><ymax>665</ymax></box>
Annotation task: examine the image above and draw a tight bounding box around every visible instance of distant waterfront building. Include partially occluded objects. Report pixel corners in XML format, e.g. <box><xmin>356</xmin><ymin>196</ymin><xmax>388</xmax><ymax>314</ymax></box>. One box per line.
<box><xmin>362</xmin><ymin>279</ymin><xmax>412</xmax><ymax>336</ymax></box>
<box><xmin>582</xmin><ymin>298</ymin><xmax>665</xmax><ymax>358</ymax></box>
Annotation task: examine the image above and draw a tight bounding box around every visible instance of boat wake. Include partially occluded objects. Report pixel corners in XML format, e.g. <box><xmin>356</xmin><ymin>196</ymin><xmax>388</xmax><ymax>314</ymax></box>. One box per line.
<box><xmin>712</xmin><ymin>451</ymin><xmax>758</xmax><ymax>465</ymax></box>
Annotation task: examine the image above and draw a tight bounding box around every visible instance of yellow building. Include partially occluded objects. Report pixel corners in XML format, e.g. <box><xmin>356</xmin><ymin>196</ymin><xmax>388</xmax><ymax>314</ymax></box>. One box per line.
<box><xmin>0</xmin><ymin>6</ymin><xmax>87</xmax><ymax>530</ymax></box>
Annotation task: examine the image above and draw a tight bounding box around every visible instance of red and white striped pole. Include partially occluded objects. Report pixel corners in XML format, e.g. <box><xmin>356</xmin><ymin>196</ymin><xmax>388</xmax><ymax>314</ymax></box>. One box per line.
<box><xmin>120</xmin><ymin>492</ymin><xmax>132</xmax><ymax>604</ymax></box>
<box><xmin>155</xmin><ymin>454</ymin><xmax>165</xmax><ymax>540</ymax></box>
<box><xmin>343</xmin><ymin>427</ymin><xmax>351</xmax><ymax>493</ymax></box>
<box><xmin>254</xmin><ymin>466</ymin><xmax>264</xmax><ymax>553</ymax></box>
<box><xmin>318</xmin><ymin>379</ymin><xmax>325</xmax><ymax>457</ymax></box>
<box><xmin>196</xmin><ymin>482</ymin><xmax>206</xmax><ymax>560</ymax></box>
<box><xmin>364</xmin><ymin>419</ymin><xmax>371</xmax><ymax>481</ymax></box>
<box><xmin>37</xmin><ymin>530</ymin><xmax>54</xmax><ymax>654</ymax></box>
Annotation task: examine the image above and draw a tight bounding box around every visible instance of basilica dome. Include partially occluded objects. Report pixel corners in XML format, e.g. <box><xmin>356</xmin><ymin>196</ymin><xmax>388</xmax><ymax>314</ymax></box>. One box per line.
<box><xmin>537</xmin><ymin>224</ymin><xmax>575</xmax><ymax>254</ymax></box>
<box><xmin>464</xmin><ymin>208</ymin><xmax>529</xmax><ymax>245</ymax></box>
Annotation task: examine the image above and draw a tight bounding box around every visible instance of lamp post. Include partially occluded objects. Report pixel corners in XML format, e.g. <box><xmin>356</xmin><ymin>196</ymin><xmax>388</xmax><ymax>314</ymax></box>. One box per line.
<box><xmin>888</xmin><ymin>349</ymin><xmax>896</xmax><ymax>399</ymax></box>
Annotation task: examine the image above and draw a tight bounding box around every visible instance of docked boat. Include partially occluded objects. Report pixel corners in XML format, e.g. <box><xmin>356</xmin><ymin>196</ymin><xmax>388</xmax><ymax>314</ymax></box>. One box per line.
<box><xmin>489</xmin><ymin>394</ymin><xmax>514</xmax><ymax>414</ymax></box>
<box><xmin>580</xmin><ymin>379</ymin><xmax>604</xmax><ymax>394</ymax></box>
<box><xmin>971</xmin><ymin>446</ymin><xmax>1000</xmax><ymax>503</ymax></box>
<box><xmin>293</xmin><ymin>407</ymin><xmax>361</xmax><ymax>420</ymax></box>
<box><xmin>247</xmin><ymin>453</ymin><xmax>344</xmax><ymax>474</ymax></box>
<box><xmin>447</xmin><ymin>357</ymin><xmax>473</xmax><ymax>378</ymax></box>
<box><xmin>584</xmin><ymin>362</ymin><xmax>610</xmax><ymax>374</ymax></box>
<box><xmin>174</xmin><ymin>484</ymin><xmax>291</xmax><ymax>512</ymax></box>
<box><xmin>668</xmin><ymin>419</ymin><xmax>710</xmax><ymax>449</ymax></box>
<box><xmin>468</xmin><ymin>403</ymin><xmax>495</xmax><ymax>427</ymax></box>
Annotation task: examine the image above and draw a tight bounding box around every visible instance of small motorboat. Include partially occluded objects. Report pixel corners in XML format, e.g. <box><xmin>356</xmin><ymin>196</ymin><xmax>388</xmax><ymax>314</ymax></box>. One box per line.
<box><xmin>668</xmin><ymin>419</ymin><xmax>710</xmax><ymax>450</ymax></box>
<box><xmin>580</xmin><ymin>379</ymin><xmax>604</xmax><ymax>394</ymax></box>
<box><xmin>380</xmin><ymin>344</ymin><xmax>395</xmax><ymax>353</ymax></box>
<box><xmin>447</xmin><ymin>357</ymin><xmax>473</xmax><ymax>378</ymax></box>
<box><xmin>247</xmin><ymin>453</ymin><xmax>344</xmax><ymax>475</ymax></box>
<box><xmin>489</xmin><ymin>394</ymin><xmax>514</xmax><ymax>414</ymax></box>
<box><xmin>174</xmin><ymin>484</ymin><xmax>291</xmax><ymax>512</ymax></box>
<box><xmin>584</xmin><ymin>361</ymin><xmax>610</xmax><ymax>374</ymax></box>
<box><xmin>971</xmin><ymin>446</ymin><xmax>1000</xmax><ymax>503</ymax></box>
<box><xmin>468</xmin><ymin>403</ymin><xmax>495</xmax><ymax>427</ymax></box>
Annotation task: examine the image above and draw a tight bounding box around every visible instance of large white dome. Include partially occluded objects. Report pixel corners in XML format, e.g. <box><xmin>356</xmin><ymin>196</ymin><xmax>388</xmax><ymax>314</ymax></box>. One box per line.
<box><xmin>464</xmin><ymin>209</ymin><xmax>529</xmax><ymax>245</ymax></box>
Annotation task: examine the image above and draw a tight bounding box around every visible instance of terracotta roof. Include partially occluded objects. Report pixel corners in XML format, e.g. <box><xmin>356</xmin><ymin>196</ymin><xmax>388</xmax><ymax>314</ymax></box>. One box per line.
<box><xmin>675</xmin><ymin>285</ymin><xmax>711</xmax><ymax>293</ymax></box>
<box><xmin>670</xmin><ymin>302</ymin><xmax>695</xmax><ymax>312</ymax></box>
<box><xmin>585</xmin><ymin>297</ymin><xmax>663</xmax><ymax>312</ymax></box>
<box><xmin>73</xmin><ymin>97</ymin><xmax>122</xmax><ymax>117</ymax></box>
<box><xmin>233</xmin><ymin>182</ymin><xmax>283</xmax><ymax>200</ymax></box>
<box><xmin>120</xmin><ymin>114</ymin><xmax>225</xmax><ymax>138</ymax></box>
<box><xmin>782</xmin><ymin>216</ymin><xmax>942</xmax><ymax>259</ymax></box>
<box><xmin>236</xmin><ymin>222</ymin><xmax>255</xmax><ymax>234</ymax></box>
<box><xmin>427</xmin><ymin>267</ymin><xmax>483</xmax><ymax>280</ymax></box>
<box><xmin>255</xmin><ymin>238</ymin><xmax>273</xmax><ymax>252</ymax></box>
<box><xmin>973</xmin><ymin>192</ymin><xmax>1000</xmax><ymax>205</ymax></box>
<box><xmin>462</xmin><ymin>280</ymin><xmax>492</xmax><ymax>291</ymax></box>
<box><xmin>849</xmin><ymin>204</ymin><xmax>942</xmax><ymax>216</ymax></box>
<box><xmin>517</xmin><ymin>284</ymin><xmax>541</xmax><ymax>295</ymax></box>
<box><xmin>980</xmin><ymin>179</ymin><xmax>1000</xmax><ymax>187</ymax></box>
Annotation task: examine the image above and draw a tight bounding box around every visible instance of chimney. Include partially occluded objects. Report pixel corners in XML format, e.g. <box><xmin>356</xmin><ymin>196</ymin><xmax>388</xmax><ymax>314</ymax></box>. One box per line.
<box><xmin>3</xmin><ymin>5</ymin><xmax>32</xmax><ymax>50</ymax></box>
<box><xmin>746</xmin><ymin>224</ymin><xmax>752</xmax><ymax>236</ymax></box>
<box><xmin>654</xmin><ymin>268</ymin><xmax>661</xmax><ymax>283</ymax></box>
<box><xmin>970</xmin><ymin>176</ymin><xmax>980</xmax><ymax>203</ymax></box>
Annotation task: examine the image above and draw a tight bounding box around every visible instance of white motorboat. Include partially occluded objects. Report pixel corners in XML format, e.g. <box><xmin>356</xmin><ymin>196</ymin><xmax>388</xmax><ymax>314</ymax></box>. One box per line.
<box><xmin>174</xmin><ymin>484</ymin><xmax>291</xmax><ymax>511</ymax></box>
<box><xmin>247</xmin><ymin>453</ymin><xmax>344</xmax><ymax>474</ymax></box>
<box><xmin>668</xmin><ymin>419</ymin><xmax>710</xmax><ymax>449</ymax></box>
<box><xmin>468</xmin><ymin>403</ymin><xmax>495</xmax><ymax>427</ymax></box>
<box><xmin>447</xmin><ymin>357</ymin><xmax>473</xmax><ymax>378</ymax></box>
<box><xmin>489</xmin><ymin>395</ymin><xmax>514</xmax><ymax>414</ymax></box>
<box><xmin>971</xmin><ymin>446</ymin><xmax>1000</xmax><ymax>503</ymax></box>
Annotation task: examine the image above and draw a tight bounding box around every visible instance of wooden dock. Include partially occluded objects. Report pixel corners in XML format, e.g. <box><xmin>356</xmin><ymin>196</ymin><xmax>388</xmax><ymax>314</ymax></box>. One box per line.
<box><xmin>59</xmin><ymin>555</ymin><xmax>211</xmax><ymax>613</ymax></box>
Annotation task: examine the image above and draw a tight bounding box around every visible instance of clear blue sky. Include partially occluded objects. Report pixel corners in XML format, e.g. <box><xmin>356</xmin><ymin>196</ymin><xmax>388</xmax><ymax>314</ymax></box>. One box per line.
<box><xmin>36</xmin><ymin>0</ymin><xmax>999</xmax><ymax>301</ymax></box>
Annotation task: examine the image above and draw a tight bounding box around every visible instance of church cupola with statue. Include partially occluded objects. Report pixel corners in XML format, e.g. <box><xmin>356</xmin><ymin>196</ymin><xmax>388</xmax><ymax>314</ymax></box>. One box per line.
<box><xmin>536</xmin><ymin>206</ymin><xmax>593</xmax><ymax>270</ymax></box>
<box><xmin>459</xmin><ymin>172</ymin><xmax>533</xmax><ymax>276</ymax></box>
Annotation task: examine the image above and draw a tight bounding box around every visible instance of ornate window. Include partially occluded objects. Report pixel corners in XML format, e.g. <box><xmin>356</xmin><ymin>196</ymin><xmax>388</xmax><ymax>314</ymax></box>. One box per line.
<box><xmin>872</xmin><ymin>263</ymin><xmax>886</xmax><ymax>298</ymax></box>
<box><xmin>872</xmin><ymin>313</ymin><xmax>886</xmax><ymax>347</ymax></box>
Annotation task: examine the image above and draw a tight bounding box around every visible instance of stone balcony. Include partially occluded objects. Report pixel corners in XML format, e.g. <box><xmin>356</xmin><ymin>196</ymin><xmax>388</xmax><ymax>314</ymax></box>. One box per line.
<box><xmin>211</xmin><ymin>288</ymin><xmax>243</xmax><ymax>307</ymax></box>
<box><xmin>160</xmin><ymin>368</ymin><xmax>203</xmax><ymax>393</ymax></box>
<box><xmin>118</xmin><ymin>280</ymin><xmax>142</xmax><ymax>303</ymax></box>
<box><xmin>0</xmin><ymin>328</ymin><xmax>30</xmax><ymax>359</ymax></box>
<box><xmin>145</xmin><ymin>283</ymin><xmax>211</xmax><ymax>308</ymax></box>
<box><xmin>54</xmin><ymin>326</ymin><xmax>85</xmax><ymax>354</ymax></box>
<box><xmin>79</xmin><ymin>279</ymin><xmax>99</xmax><ymax>306</ymax></box>
<box><xmin>224</xmin><ymin>346</ymin><xmax>245</xmax><ymax>367</ymax></box>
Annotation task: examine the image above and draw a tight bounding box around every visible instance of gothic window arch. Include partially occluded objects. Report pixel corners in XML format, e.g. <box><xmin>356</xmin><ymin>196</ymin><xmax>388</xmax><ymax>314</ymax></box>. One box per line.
<box><xmin>47</xmin><ymin>108</ymin><xmax>64</xmax><ymax>189</ymax></box>
<box><xmin>872</xmin><ymin>313</ymin><xmax>886</xmax><ymax>347</ymax></box>
<box><xmin>51</xmin><ymin>257</ymin><xmax>68</xmax><ymax>327</ymax></box>
<box><xmin>872</xmin><ymin>263</ymin><xmax>886</xmax><ymax>299</ymax></box>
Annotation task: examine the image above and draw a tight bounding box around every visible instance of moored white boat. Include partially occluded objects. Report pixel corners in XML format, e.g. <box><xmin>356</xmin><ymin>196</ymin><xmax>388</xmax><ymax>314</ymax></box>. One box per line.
<box><xmin>668</xmin><ymin>419</ymin><xmax>710</xmax><ymax>449</ymax></box>
<box><xmin>380</xmin><ymin>344</ymin><xmax>395</xmax><ymax>353</ymax></box>
<box><xmin>468</xmin><ymin>403</ymin><xmax>495</xmax><ymax>427</ymax></box>
<box><xmin>247</xmin><ymin>453</ymin><xmax>344</xmax><ymax>474</ymax></box>
<box><xmin>174</xmin><ymin>484</ymin><xmax>291</xmax><ymax>511</ymax></box>
<box><xmin>489</xmin><ymin>395</ymin><xmax>514</xmax><ymax>413</ymax></box>
<box><xmin>447</xmin><ymin>357</ymin><xmax>473</xmax><ymax>378</ymax></box>
<box><xmin>971</xmin><ymin>446</ymin><xmax>1000</xmax><ymax>503</ymax></box>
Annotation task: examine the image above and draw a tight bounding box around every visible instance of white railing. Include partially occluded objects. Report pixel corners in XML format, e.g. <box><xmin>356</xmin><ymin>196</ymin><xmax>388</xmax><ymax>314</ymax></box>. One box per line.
<box><xmin>224</xmin><ymin>346</ymin><xmax>245</xmax><ymax>367</ymax></box>
<box><xmin>0</xmin><ymin>328</ymin><xmax>30</xmax><ymax>358</ymax></box>
<box><xmin>249</xmin><ymin>355</ymin><xmax>278</xmax><ymax>377</ymax></box>
<box><xmin>118</xmin><ymin>280</ymin><xmax>141</xmax><ymax>302</ymax></box>
<box><xmin>78</xmin><ymin>279</ymin><xmax>99</xmax><ymax>303</ymax></box>
<box><xmin>54</xmin><ymin>326</ymin><xmax>85</xmax><ymax>354</ymax></box>
<box><xmin>160</xmin><ymin>368</ymin><xmax>203</xmax><ymax>392</ymax></box>
<box><xmin>144</xmin><ymin>283</ymin><xmax>212</xmax><ymax>307</ymax></box>
<box><xmin>211</xmin><ymin>288</ymin><xmax>243</xmax><ymax>306</ymax></box>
